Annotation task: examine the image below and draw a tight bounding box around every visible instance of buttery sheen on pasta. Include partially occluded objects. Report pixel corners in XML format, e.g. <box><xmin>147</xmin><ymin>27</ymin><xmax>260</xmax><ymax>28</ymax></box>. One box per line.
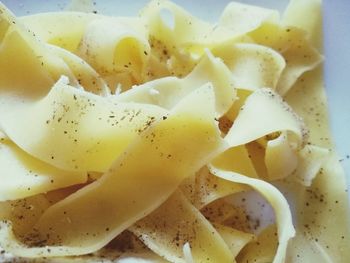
<box><xmin>0</xmin><ymin>0</ymin><xmax>349</xmax><ymax>262</ymax></box>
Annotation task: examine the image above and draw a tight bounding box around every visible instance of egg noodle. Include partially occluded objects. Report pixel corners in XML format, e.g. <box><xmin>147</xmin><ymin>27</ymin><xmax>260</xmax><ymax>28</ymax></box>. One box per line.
<box><xmin>0</xmin><ymin>0</ymin><xmax>349</xmax><ymax>262</ymax></box>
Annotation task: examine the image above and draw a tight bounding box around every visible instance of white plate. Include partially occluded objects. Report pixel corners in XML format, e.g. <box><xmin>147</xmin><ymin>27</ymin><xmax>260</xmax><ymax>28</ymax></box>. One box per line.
<box><xmin>2</xmin><ymin>0</ymin><xmax>349</xmax><ymax>192</ymax></box>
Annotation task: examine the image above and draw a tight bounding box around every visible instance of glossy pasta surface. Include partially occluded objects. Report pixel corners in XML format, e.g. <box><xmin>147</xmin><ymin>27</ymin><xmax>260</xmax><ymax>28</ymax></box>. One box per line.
<box><xmin>0</xmin><ymin>0</ymin><xmax>349</xmax><ymax>262</ymax></box>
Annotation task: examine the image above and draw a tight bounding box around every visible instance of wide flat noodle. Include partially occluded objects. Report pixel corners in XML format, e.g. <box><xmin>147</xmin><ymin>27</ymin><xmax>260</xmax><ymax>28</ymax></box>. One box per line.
<box><xmin>209</xmin><ymin>166</ymin><xmax>295</xmax><ymax>263</ymax></box>
<box><xmin>0</xmin><ymin>0</ymin><xmax>349</xmax><ymax>262</ymax></box>
<box><xmin>181</xmin><ymin>144</ymin><xmax>256</xmax><ymax>209</ymax></box>
<box><xmin>0</xmin><ymin>195</ymin><xmax>50</xmax><ymax>237</ymax></box>
<box><xmin>115</xmin><ymin>50</ymin><xmax>236</xmax><ymax>117</ymax></box>
<box><xmin>237</xmin><ymin>224</ymin><xmax>278</xmax><ymax>263</ymax></box>
<box><xmin>201</xmin><ymin>199</ymin><xmax>242</xmax><ymax>226</ymax></box>
<box><xmin>219</xmin><ymin>2</ymin><xmax>279</xmax><ymax>36</ymax></box>
<box><xmin>130</xmin><ymin>191</ymin><xmax>234</xmax><ymax>263</ymax></box>
<box><xmin>1</xmin><ymin>77</ymin><xmax>167</xmax><ymax>172</ymax></box>
<box><xmin>1</xmin><ymin>229</ymin><xmax>167</xmax><ymax>263</ymax></box>
<box><xmin>78</xmin><ymin>17</ymin><xmax>150</xmax><ymax>90</ymax></box>
<box><xmin>244</xmin><ymin>142</ymin><xmax>269</xmax><ymax>180</ymax></box>
<box><xmin>140</xmin><ymin>0</ymin><xmax>235</xmax><ymax>50</ymax></box>
<box><xmin>265</xmin><ymin>132</ymin><xmax>298</xmax><ymax>180</ymax></box>
<box><xmin>0</xmin><ymin>3</ymin><xmax>80</xmax><ymax>104</ymax></box>
<box><xmin>50</xmin><ymin>44</ymin><xmax>109</xmax><ymax>95</ymax></box>
<box><xmin>224</xmin><ymin>89</ymin><xmax>252</xmax><ymax>122</ymax></box>
<box><xmin>182</xmin><ymin>165</ymin><xmax>248</xmax><ymax>209</ymax></box>
<box><xmin>214</xmin><ymin>223</ymin><xmax>255</xmax><ymax>258</ymax></box>
<box><xmin>0</xmin><ymin>85</ymin><xmax>225</xmax><ymax>257</ymax></box>
<box><xmin>141</xmin><ymin>0</ymin><xmax>282</xmax><ymax>56</ymax></box>
<box><xmin>225</xmin><ymin>88</ymin><xmax>306</xmax><ymax>148</ymax></box>
<box><xmin>276</xmin><ymin>153</ymin><xmax>350</xmax><ymax>263</ymax></box>
<box><xmin>282</xmin><ymin>67</ymin><xmax>350</xmax><ymax>263</ymax></box>
<box><xmin>211</xmin><ymin>43</ymin><xmax>285</xmax><ymax>91</ymax></box>
<box><xmin>283</xmin><ymin>0</ymin><xmax>322</xmax><ymax>50</ymax></box>
<box><xmin>20</xmin><ymin>12</ymin><xmax>96</xmax><ymax>52</ymax></box>
<box><xmin>247</xmin><ymin>22</ymin><xmax>322</xmax><ymax>96</ymax></box>
<box><xmin>212</xmin><ymin>146</ymin><xmax>258</xmax><ymax>179</ymax></box>
<box><xmin>139</xmin><ymin>0</ymin><xmax>284</xmax><ymax>80</ymax></box>
<box><xmin>280</xmin><ymin>1</ymin><xmax>350</xmax><ymax>260</ymax></box>
<box><xmin>292</xmin><ymin>144</ymin><xmax>330</xmax><ymax>186</ymax></box>
<box><xmin>0</xmin><ymin>140</ymin><xmax>86</xmax><ymax>201</ymax></box>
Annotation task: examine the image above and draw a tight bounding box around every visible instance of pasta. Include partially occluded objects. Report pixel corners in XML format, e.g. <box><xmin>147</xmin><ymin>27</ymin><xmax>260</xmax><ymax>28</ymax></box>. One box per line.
<box><xmin>0</xmin><ymin>0</ymin><xmax>349</xmax><ymax>262</ymax></box>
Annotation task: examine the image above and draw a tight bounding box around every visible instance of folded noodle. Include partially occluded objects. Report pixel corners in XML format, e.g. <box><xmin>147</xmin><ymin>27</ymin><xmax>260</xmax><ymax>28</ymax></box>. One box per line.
<box><xmin>248</xmin><ymin>22</ymin><xmax>322</xmax><ymax>96</ymax></box>
<box><xmin>0</xmin><ymin>3</ymin><xmax>83</xmax><ymax>103</ymax></box>
<box><xmin>130</xmin><ymin>191</ymin><xmax>234</xmax><ymax>263</ymax></box>
<box><xmin>213</xmin><ymin>223</ymin><xmax>255</xmax><ymax>258</ymax></box>
<box><xmin>1</xmin><ymin>77</ymin><xmax>168</xmax><ymax>172</ymax></box>
<box><xmin>182</xmin><ymin>165</ymin><xmax>248</xmax><ymax>209</ymax></box>
<box><xmin>209</xmin><ymin>166</ymin><xmax>295</xmax><ymax>263</ymax></box>
<box><xmin>218</xmin><ymin>2</ymin><xmax>279</xmax><ymax>36</ymax></box>
<box><xmin>140</xmin><ymin>0</ymin><xmax>235</xmax><ymax>50</ymax></box>
<box><xmin>78</xmin><ymin>17</ymin><xmax>150</xmax><ymax>90</ymax></box>
<box><xmin>0</xmin><ymin>195</ymin><xmax>50</xmax><ymax>237</ymax></box>
<box><xmin>0</xmin><ymin>0</ymin><xmax>349</xmax><ymax>262</ymax></box>
<box><xmin>264</xmin><ymin>132</ymin><xmax>298</xmax><ymax>180</ymax></box>
<box><xmin>211</xmin><ymin>43</ymin><xmax>286</xmax><ymax>91</ymax></box>
<box><xmin>0</xmin><ymin>85</ymin><xmax>225</xmax><ymax>257</ymax></box>
<box><xmin>115</xmin><ymin>50</ymin><xmax>236</xmax><ymax>117</ymax></box>
<box><xmin>0</xmin><ymin>140</ymin><xmax>86</xmax><ymax>201</ymax></box>
<box><xmin>20</xmin><ymin>12</ymin><xmax>96</xmax><ymax>52</ymax></box>
<box><xmin>225</xmin><ymin>88</ymin><xmax>307</xmax><ymax>148</ymax></box>
<box><xmin>237</xmin><ymin>224</ymin><xmax>278</xmax><ymax>263</ymax></box>
<box><xmin>49</xmin><ymin>44</ymin><xmax>109</xmax><ymax>95</ymax></box>
<box><xmin>283</xmin><ymin>0</ymin><xmax>322</xmax><ymax>49</ymax></box>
